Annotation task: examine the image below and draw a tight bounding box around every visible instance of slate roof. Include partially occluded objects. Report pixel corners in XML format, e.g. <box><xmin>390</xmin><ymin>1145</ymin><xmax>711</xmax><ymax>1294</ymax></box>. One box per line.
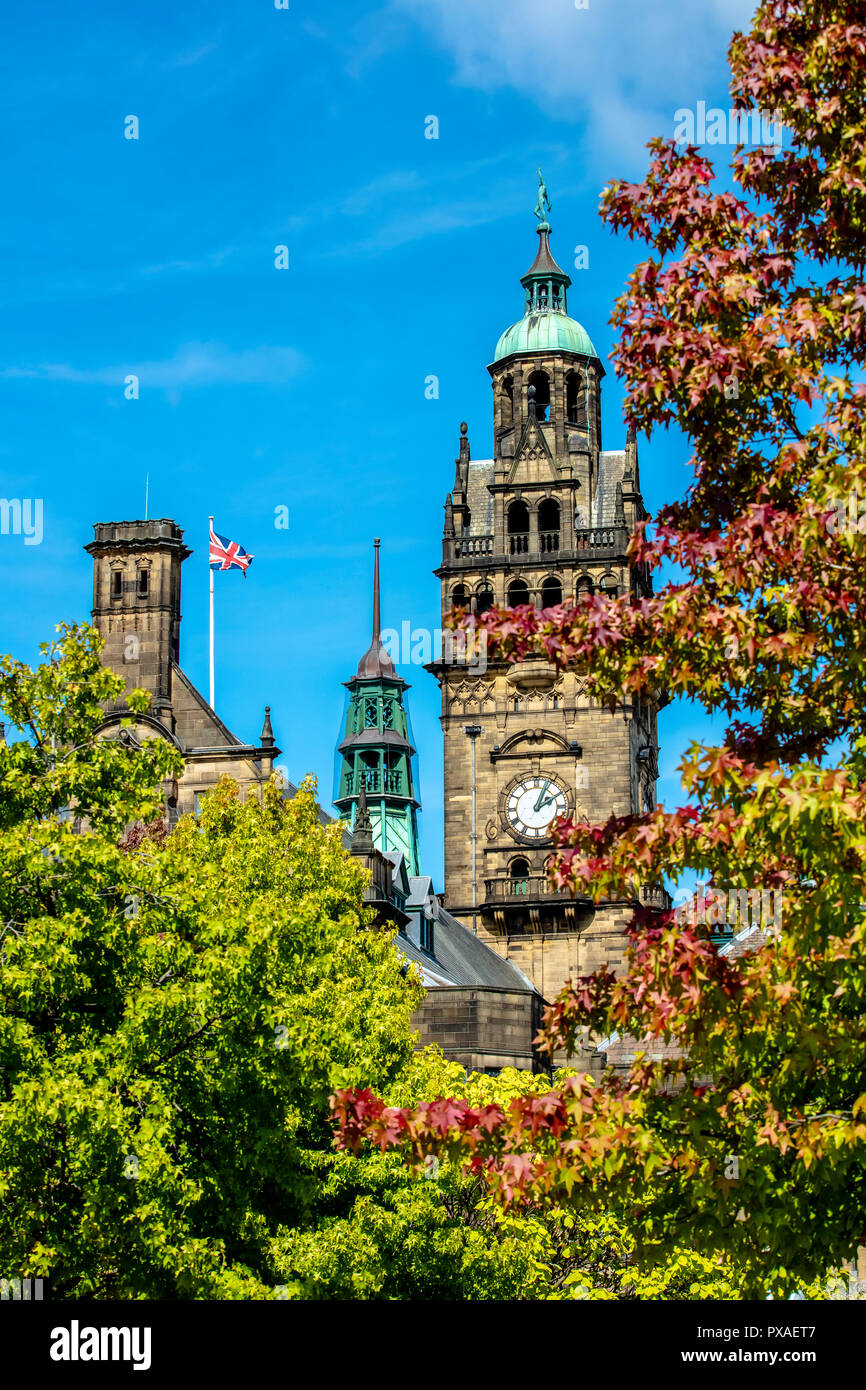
<box><xmin>593</xmin><ymin>450</ymin><xmax>627</xmax><ymax>526</ymax></box>
<box><xmin>464</xmin><ymin>450</ymin><xmax>634</xmax><ymax>534</ymax></box>
<box><xmin>170</xmin><ymin>664</ymin><xmax>251</xmax><ymax>752</ymax></box>
<box><xmin>466</xmin><ymin>461</ymin><xmax>495</xmax><ymax>536</ymax></box>
<box><xmin>288</xmin><ymin>786</ymin><xmax>542</xmax><ymax>1001</ymax></box>
<box><xmin>401</xmin><ymin>883</ymin><xmax>538</xmax><ymax>993</ymax></box>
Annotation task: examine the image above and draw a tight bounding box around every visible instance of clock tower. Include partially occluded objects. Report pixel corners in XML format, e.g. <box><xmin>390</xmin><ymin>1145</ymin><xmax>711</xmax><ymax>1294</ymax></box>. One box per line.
<box><xmin>433</xmin><ymin>186</ymin><xmax>661</xmax><ymax>1006</ymax></box>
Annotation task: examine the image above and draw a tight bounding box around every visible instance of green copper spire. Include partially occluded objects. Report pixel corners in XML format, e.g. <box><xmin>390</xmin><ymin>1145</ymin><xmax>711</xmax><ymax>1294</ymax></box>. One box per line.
<box><xmin>333</xmin><ymin>539</ymin><xmax>422</xmax><ymax>876</ymax></box>
<box><xmin>522</xmin><ymin>174</ymin><xmax>570</xmax><ymax>315</ymax></box>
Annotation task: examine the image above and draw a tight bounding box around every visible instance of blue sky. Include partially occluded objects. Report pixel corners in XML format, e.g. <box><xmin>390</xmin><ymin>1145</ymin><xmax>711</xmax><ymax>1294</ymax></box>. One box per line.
<box><xmin>0</xmin><ymin>0</ymin><xmax>755</xmax><ymax>886</ymax></box>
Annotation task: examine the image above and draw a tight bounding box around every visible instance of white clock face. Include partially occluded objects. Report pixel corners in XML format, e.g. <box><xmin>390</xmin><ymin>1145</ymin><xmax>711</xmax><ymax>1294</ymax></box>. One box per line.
<box><xmin>506</xmin><ymin>776</ymin><xmax>568</xmax><ymax>839</ymax></box>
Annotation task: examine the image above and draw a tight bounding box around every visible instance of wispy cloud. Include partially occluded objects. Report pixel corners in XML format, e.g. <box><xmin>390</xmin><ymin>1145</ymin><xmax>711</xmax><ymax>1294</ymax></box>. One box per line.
<box><xmin>338</xmin><ymin>170</ymin><xmax>425</xmax><ymax>219</ymax></box>
<box><xmin>320</xmin><ymin>147</ymin><xmax>558</xmax><ymax>256</ymax></box>
<box><xmin>137</xmin><ymin>247</ymin><xmax>240</xmax><ymax>278</ymax></box>
<box><xmin>167</xmin><ymin>41</ymin><xmax>220</xmax><ymax>69</ymax></box>
<box><xmin>386</xmin><ymin>0</ymin><xmax>756</xmax><ymax>168</ymax></box>
<box><xmin>0</xmin><ymin>342</ymin><xmax>305</xmax><ymax>389</ymax></box>
<box><xmin>343</xmin><ymin>196</ymin><xmax>509</xmax><ymax>256</ymax></box>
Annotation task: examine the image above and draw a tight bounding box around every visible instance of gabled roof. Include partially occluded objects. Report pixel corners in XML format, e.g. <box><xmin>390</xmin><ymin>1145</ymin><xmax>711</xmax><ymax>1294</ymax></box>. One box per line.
<box><xmin>170</xmin><ymin>663</ymin><xmax>250</xmax><ymax>751</ymax></box>
<box><xmin>399</xmin><ymin>885</ymin><xmax>539</xmax><ymax>994</ymax></box>
<box><xmin>383</xmin><ymin>849</ymin><xmax>412</xmax><ymax>898</ymax></box>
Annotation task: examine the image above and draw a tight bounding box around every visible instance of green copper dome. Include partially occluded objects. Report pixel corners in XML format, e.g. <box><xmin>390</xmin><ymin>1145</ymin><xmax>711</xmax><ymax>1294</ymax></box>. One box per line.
<box><xmin>492</xmin><ymin>183</ymin><xmax>599</xmax><ymax>364</ymax></box>
<box><xmin>493</xmin><ymin>311</ymin><xmax>597</xmax><ymax>363</ymax></box>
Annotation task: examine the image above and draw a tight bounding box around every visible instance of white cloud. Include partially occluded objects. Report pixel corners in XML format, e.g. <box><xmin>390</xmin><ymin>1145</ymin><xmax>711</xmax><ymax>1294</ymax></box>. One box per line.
<box><xmin>167</xmin><ymin>41</ymin><xmax>220</xmax><ymax>69</ymax></box>
<box><xmin>388</xmin><ymin>0</ymin><xmax>757</xmax><ymax>167</ymax></box>
<box><xmin>137</xmin><ymin>247</ymin><xmax>239</xmax><ymax>279</ymax></box>
<box><xmin>324</xmin><ymin>148</ymin><xmax>551</xmax><ymax>255</ymax></box>
<box><xmin>0</xmin><ymin>342</ymin><xmax>305</xmax><ymax>389</ymax></box>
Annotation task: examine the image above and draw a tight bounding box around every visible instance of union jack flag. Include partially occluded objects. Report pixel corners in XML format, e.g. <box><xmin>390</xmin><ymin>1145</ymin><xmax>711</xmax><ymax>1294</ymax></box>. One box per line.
<box><xmin>209</xmin><ymin>521</ymin><xmax>254</xmax><ymax>576</ymax></box>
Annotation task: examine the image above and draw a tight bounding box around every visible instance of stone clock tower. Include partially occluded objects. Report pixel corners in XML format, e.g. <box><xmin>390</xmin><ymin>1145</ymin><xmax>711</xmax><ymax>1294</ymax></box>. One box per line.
<box><xmin>433</xmin><ymin>193</ymin><xmax>662</xmax><ymax>1005</ymax></box>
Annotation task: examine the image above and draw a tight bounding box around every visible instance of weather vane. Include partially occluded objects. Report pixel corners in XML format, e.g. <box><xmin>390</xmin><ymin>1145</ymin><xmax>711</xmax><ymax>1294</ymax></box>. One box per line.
<box><xmin>533</xmin><ymin>167</ymin><xmax>551</xmax><ymax>227</ymax></box>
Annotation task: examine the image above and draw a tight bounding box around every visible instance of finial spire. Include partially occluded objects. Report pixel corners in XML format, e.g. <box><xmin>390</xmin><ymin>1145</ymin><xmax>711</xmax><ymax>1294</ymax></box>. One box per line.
<box><xmin>260</xmin><ymin>705</ymin><xmax>274</xmax><ymax>748</ymax></box>
<box><xmin>351</xmin><ymin>778</ymin><xmax>375</xmax><ymax>853</ymax></box>
<box><xmin>354</xmin><ymin>539</ymin><xmax>396</xmax><ymax>679</ymax></box>
<box><xmin>372</xmin><ymin>538</ymin><xmax>381</xmax><ymax>643</ymax></box>
<box><xmin>522</xmin><ymin>173</ymin><xmax>570</xmax><ymax>316</ymax></box>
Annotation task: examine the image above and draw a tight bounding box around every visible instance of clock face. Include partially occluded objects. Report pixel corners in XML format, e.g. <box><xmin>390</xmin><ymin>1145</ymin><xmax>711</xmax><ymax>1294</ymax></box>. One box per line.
<box><xmin>506</xmin><ymin>776</ymin><xmax>569</xmax><ymax>840</ymax></box>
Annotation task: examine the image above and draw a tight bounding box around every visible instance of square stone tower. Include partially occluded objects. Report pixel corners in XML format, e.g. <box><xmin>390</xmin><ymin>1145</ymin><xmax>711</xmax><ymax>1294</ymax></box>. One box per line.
<box><xmin>86</xmin><ymin>519</ymin><xmax>188</xmax><ymax>720</ymax></box>
<box><xmin>432</xmin><ymin>204</ymin><xmax>664</xmax><ymax>1006</ymax></box>
<box><xmin>85</xmin><ymin>518</ymin><xmax>278</xmax><ymax>822</ymax></box>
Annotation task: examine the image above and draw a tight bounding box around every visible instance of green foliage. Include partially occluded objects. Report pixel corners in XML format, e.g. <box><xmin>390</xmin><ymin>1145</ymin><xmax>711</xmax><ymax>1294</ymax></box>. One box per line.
<box><xmin>0</xmin><ymin>626</ymin><xmax>421</xmax><ymax>1298</ymax></box>
<box><xmin>0</xmin><ymin>627</ymin><xmax>822</xmax><ymax>1300</ymax></box>
<box><xmin>280</xmin><ymin>1057</ymin><xmax>756</xmax><ymax>1301</ymax></box>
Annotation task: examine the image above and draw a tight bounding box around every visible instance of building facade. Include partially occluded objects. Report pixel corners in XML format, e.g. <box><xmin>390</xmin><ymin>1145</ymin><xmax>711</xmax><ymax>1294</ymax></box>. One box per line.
<box><xmin>433</xmin><ymin>211</ymin><xmax>663</xmax><ymax>1006</ymax></box>
<box><xmin>85</xmin><ymin>518</ymin><xmax>277</xmax><ymax>819</ymax></box>
<box><xmin>335</xmin><ymin>538</ymin><xmax>545</xmax><ymax>1071</ymax></box>
<box><xmin>84</xmin><ymin>517</ymin><xmax>545</xmax><ymax>1074</ymax></box>
<box><xmin>346</xmin><ymin>783</ymin><xmax>544</xmax><ymax>1073</ymax></box>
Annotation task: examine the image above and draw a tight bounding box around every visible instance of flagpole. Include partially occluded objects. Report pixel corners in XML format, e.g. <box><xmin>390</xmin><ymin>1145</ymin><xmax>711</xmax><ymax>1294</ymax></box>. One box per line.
<box><xmin>208</xmin><ymin>516</ymin><xmax>215</xmax><ymax>709</ymax></box>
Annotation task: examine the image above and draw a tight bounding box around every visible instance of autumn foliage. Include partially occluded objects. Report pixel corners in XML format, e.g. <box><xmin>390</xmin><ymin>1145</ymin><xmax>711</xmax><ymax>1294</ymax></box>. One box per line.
<box><xmin>333</xmin><ymin>0</ymin><xmax>866</xmax><ymax>1294</ymax></box>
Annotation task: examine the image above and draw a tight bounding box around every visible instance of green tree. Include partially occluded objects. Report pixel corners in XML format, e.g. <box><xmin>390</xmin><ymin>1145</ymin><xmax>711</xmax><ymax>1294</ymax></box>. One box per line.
<box><xmin>0</xmin><ymin>624</ymin><xmax>421</xmax><ymax>1298</ymax></box>
<box><xmin>333</xmin><ymin>0</ymin><xmax>866</xmax><ymax>1298</ymax></box>
<box><xmin>0</xmin><ymin>626</ymin><xmax>754</xmax><ymax>1301</ymax></box>
<box><xmin>281</xmin><ymin>1056</ymin><xmax>752</xmax><ymax>1300</ymax></box>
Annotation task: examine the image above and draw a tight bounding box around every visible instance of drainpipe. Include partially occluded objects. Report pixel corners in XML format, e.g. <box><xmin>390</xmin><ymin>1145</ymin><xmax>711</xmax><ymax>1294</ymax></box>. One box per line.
<box><xmin>463</xmin><ymin>724</ymin><xmax>484</xmax><ymax>933</ymax></box>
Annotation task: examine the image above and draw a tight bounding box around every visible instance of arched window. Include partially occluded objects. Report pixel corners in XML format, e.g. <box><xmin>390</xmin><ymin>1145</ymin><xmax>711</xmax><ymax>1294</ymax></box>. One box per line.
<box><xmin>507</xmin><ymin>579</ymin><xmax>531</xmax><ymax>607</ymax></box>
<box><xmin>541</xmin><ymin>577</ymin><xmax>563</xmax><ymax>608</ymax></box>
<box><xmin>510</xmin><ymin>857</ymin><xmax>530</xmax><ymax>895</ymax></box>
<box><xmin>500</xmin><ymin>375</ymin><xmax>514</xmax><ymax>427</ymax></box>
<box><xmin>577</xmin><ymin>577</ymin><xmax>593</xmax><ymax>602</ymax></box>
<box><xmin>528</xmin><ymin>371</ymin><xmax>551</xmax><ymax>421</ymax></box>
<box><xmin>476</xmin><ymin>586</ymin><xmax>494</xmax><ymax>615</ymax></box>
<box><xmin>452</xmin><ymin>585</ymin><xmax>470</xmax><ymax>609</ymax></box>
<box><xmin>566</xmin><ymin>370</ymin><xmax>586</xmax><ymax>427</ymax></box>
<box><xmin>507</xmin><ymin>499</ymin><xmax>529</xmax><ymax>555</ymax></box>
<box><xmin>461</xmin><ymin>507</ymin><xmax>471</xmax><ymax>534</ymax></box>
<box><xmin>538</xmin><ymin>498</ymin><xmax>560</xmax><ymax>552</ymax></box>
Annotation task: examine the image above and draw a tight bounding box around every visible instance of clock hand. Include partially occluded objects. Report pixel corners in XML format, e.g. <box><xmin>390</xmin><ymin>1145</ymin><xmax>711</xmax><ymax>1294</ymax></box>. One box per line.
<box><xmin>532</xmin><ymin>779</ymin><xmax>550</xmax><ymax>812</ymax></box>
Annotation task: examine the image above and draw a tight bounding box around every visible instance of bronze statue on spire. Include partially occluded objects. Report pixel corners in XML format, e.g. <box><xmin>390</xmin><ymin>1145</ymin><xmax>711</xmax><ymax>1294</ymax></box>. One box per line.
<box><xmin>533</xmin><ymin>167</ymin><xmax>551</xmax><ymax>228</ymax></box>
